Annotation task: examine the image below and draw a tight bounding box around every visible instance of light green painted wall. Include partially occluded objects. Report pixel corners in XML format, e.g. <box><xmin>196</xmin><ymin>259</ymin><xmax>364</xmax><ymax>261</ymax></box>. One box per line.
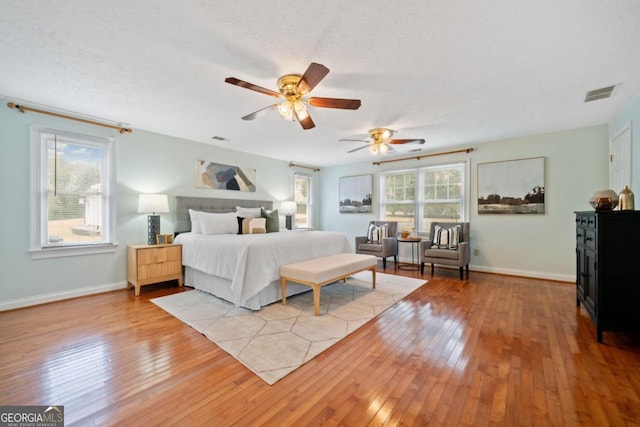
<box><xmin>610</xmin><ymin>92</ymin><xmax>640</xmax><ymax>192</ymax></box>
<box><xmin>0</xmin><ymin>98</ymin><xmax>613</xmax><ymax>308</ymax></box>
<box><xmin>0</xmin><ymin>107</ymin><xmax>293</xmax><ymax>308</ymax></box>
<box><xmin>319</xmin><ymin>125</ymin><xmax>610</xmax><ymax>281</ymax></box>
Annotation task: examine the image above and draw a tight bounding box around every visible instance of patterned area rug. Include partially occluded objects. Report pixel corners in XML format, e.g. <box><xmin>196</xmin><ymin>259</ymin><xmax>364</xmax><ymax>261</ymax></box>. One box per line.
<box><xmin>151</xmin><ymin>272</ymin><xmax>426</xmax><ymax>385</ymax></box>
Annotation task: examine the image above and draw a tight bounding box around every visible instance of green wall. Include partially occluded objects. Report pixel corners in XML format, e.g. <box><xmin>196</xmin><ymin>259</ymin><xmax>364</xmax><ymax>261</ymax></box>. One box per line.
<box><xmin>320</xmin><ymin>125</ymin><xmax>610</xmax><ymax>281</ymax></box>
<box><xmin>0</xmin><ymin>106</ymin><xmax>293</xmax><ymax>309</ymax></box>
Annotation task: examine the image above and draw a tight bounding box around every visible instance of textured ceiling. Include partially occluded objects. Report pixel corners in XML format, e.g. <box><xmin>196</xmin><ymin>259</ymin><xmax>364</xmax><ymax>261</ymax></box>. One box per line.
<box><xmin>2</xmin><ymin>1</ymin><xmax>640</xmax><ymax>167</ymax></box>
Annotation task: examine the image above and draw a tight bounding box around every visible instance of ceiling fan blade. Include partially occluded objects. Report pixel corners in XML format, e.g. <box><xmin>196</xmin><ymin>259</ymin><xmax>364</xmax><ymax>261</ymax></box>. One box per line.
<box><xmin>225</xmin><ymin>77</ymin><xmax>281</xmax><ymax>97</ymax></box>
<box><xmin>241</xmin><ymin>104</ymin><xmax>279</xmax><ymax>120</ymax></box>
<box><xmin>339</xmin><ymin>138</ymin><xmax>370</xmax><ymax>142</ymax></box>
<box><xmin>347</xmin><ymin>144</ymin><xmax>371</xmax><ymax>153</ymax></box>
<box><xmin>388</xmin><ymin>138</ymin><xmax>426</xmax><ymax>145</ymax></box>
<box><xmin>308</xmin><ymin>97</ymin><xmax>362</xmax><ymax>110</ymax></box>
<box><xmin>295</xmin><ymin>110</ymin><xmax>315</xmax><ymax>130</ymax></box>
<box><xmin>297</xmin><ymin>63</ymin><xmax>330</xmax><ymax>94</ymax></box>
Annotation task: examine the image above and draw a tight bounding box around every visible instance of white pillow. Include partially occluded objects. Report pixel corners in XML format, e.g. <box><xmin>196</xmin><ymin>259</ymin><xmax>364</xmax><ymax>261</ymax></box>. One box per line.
<box><xmin>189</xmin><ymin>209</ymin><xmax>203</xmax><ymax>234</ymax></box>
<box><xmin>236</xmin><ymin>206</ymin><xmax>262</xmax><ymax>218</ymax></box>
<box><xmin>199</xmin><ymin>211</ymin><xmax>238</xmax><ymax>235</ymax></box>
<box><xmin>432</xmin><ymin>224</ymin><xmax>461</xmax><ymax>249</ymax></box>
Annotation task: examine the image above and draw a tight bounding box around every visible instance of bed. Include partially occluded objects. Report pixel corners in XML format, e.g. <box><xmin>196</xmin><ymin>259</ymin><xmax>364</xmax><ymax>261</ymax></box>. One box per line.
<box><xmin>173</xmin><ymin>196</ymin><xmax>352</xmax><ymax>309</ymax></box>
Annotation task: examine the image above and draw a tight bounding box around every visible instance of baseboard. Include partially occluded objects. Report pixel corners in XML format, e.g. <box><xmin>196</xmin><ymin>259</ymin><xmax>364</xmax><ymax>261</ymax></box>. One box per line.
<box><xmin>0</xmin><ymin>281</ymin><xmax>127</xmax><ymax>311</ymax></box>
<box><xmin>469</xmin><ymin>264</ymin><xmax>574</xmax><ymax>283</ymax></box>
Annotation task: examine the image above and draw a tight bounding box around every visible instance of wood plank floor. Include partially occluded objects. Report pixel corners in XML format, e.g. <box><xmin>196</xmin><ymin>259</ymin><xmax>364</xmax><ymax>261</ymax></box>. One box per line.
<box><xmin>1</xmin><ymin>265</ymin><xmax>639</xmax><ymax>426</ymax></box>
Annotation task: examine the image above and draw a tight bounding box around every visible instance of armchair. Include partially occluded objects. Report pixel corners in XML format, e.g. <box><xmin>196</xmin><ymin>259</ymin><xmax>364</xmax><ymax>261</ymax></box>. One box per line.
<box><xmin>355</xmin><ymin>221</ymin><xmax>398</xmax><ymax>269</ymax></box>
<box><xmin>420</xmin><ymin>222</ymin><xmax>470</xmax><ymax>280</ymax></box>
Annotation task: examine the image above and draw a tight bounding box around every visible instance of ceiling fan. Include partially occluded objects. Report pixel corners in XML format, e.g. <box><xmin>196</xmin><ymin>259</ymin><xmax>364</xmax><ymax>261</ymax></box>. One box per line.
<box><xmin>225</xmin><ymin>63</ymin><xmax>361</xmax><ymax>130</ymax></box>
<box><xmin>341</xmin><ymin>128</ymin><xmax>425</xmax><ymax>155</ymax></box>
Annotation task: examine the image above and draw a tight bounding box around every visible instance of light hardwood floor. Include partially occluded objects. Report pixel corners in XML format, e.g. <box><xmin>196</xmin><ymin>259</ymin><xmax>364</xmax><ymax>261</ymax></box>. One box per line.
<box><xmin>1</xmin><ymin>265</ymin><xmax>639</xmax><ymax>426</ymax></box>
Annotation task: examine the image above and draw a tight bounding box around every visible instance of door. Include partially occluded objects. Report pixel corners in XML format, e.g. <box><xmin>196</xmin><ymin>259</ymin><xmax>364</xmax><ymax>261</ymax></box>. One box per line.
<box><xmin>610</xmin><ymin>122</ymin><xmax>632</xmax><ymax>192</ymax></box>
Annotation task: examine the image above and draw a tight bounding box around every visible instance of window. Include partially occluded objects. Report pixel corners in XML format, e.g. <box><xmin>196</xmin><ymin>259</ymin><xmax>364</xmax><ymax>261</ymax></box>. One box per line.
<box><xmin>380</xmin><ymin>162</ymin><xmax>466</xmax><ymax>235</ymax></box>
<box><xmin>293</xmin><ymin>173</ymin><xmax>313</xmax><ymax>228</ymax></box>
<box><xmin>30</xmin><ymin>126</ymin><xmax>116</xmax><ymax>258</ymax></box>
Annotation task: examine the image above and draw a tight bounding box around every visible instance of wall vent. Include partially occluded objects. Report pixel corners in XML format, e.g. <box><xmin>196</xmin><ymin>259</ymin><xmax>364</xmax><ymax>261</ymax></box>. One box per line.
<box><xmin>584</xmin><ymin>85</ymin><xmax>616</xmax><ymax>102</ymax></box>
<box><xmin>212</xmin><ymin>136</ymin><xmax>229</xmax><ymax>141</ymax></box>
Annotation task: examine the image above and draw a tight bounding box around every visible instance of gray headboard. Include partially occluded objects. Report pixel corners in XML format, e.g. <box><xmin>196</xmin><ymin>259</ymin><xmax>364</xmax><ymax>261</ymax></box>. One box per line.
<box><xmin>175</xmin><ymin>196</ymin><xmax>273</xmax><ymax>232</ymax></box>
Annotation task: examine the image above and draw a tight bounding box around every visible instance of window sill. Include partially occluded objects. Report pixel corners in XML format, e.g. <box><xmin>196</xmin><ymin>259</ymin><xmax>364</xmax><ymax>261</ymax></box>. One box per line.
<box><xmin>29</xmin><ymin>243</ymin><xmax>119</xmax><ymax>259</ymax></box>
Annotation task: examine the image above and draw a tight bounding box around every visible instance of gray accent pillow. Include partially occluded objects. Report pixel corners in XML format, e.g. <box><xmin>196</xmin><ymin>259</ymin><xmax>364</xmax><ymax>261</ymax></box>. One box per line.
<box><xmin>261</xmin><ymin>208</ymin><xmax>279</xmax><ymax>233</ymax></box>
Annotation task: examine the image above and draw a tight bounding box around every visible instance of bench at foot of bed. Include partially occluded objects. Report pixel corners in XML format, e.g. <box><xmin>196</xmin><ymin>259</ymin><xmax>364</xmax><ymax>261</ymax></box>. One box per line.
<box><xmin>279</xmin><ymin>253</ymin><xmax>377</xmax><ymax>316</ymax></box>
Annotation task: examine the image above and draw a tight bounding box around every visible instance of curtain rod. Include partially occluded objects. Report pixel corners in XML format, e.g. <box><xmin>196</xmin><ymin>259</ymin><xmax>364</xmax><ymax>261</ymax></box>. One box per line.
<box><xmin>289</xmin><ymin>162</ymin><xmax>320</xmax><ymax>172</ymax></box>
<box><xmin>6</xmin><ymin>102</ymin><xmax>133</xmax><ymax>134</ymax></box>
<box><xmin>372</xmin><ymin>147</ymin><xmax>474</xmax><ymax>166</ymax></box>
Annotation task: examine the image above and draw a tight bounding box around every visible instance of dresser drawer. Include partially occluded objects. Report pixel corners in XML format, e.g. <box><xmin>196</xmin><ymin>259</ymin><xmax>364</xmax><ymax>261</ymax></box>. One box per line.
<box><xmin>138</xmin><ymin>260</ymin><xmax>181</xmax><ymax>280</ymax></box>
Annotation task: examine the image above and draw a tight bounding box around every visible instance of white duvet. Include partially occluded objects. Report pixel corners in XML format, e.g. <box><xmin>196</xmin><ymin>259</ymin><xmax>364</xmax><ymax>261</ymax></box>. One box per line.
<box><xmin>175</xmin><ymin>231</ymin><xmax>351</xmax><ymax>306</ymax></box>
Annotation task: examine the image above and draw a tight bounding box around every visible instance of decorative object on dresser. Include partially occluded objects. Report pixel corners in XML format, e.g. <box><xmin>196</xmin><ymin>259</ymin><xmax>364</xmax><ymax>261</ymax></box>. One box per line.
<box><xmin>280</xmin><ymin>201</ymin><xmax>297</xmax><ymax>230</ymax></box>
<box><xmin>588</xmin><ymin>189</ymin><xmax>619</xmax><ymax>211</ymax></box>
<box><xmin>575</xmin><ymin>211</ymin><xmax>640</xmax><ymax>342</ymax></box>
<box><xmin>618</xmin><ymin>185</ymin><xmax>635</xmax><ymax>210</ymax></box>
<box><xmin>137</xmin><ymin>194</ymin><xmax>170</xmax><ymax>245</ymax></box>
<box><xmin>127</xmin><ymin>244</ymin><xmax>183</xmax><ymax>296</ymax></box>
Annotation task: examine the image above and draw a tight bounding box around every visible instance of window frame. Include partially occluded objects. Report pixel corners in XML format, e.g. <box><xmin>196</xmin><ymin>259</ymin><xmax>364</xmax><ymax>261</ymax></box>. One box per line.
<box><xmin>379</xmin><ymin>160</ymin><xmax>469</xmax><ymax>235</ymax></box>
<box><xmin>29</xmin><ymin>125</ymin><xmax>117</xmax><ymax>259</ymax></box>
<box><xmin>293</xmin><ymin>172</ymin><xmax>313</xmax><ymax>229</ymax></box>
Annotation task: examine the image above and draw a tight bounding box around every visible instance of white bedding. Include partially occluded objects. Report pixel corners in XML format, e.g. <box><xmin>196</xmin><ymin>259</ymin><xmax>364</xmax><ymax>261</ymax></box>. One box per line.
<box><xmin>175</xmin><ymin>231</ymin><xmax>351</xmax><ymax>308</ymax></box>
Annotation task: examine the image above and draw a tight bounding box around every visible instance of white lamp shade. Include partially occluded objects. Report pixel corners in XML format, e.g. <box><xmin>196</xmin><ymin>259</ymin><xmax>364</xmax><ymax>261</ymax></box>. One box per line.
<box><xmin>280</xmin><ymin>201</ymin><xmax>297</xmax><ymax>215</ymax></box>
<box><xmin>137</xmin><ymin>194</ymin><xmax>170</xmax><ymax>213</ymax></box>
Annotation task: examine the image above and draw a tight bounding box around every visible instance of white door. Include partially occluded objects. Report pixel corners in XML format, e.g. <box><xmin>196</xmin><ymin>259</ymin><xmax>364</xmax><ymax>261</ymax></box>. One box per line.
<box><xmin>610</xmin><ymin>122</ymin><xmax>632</xmax><ymax>193</ymax></box>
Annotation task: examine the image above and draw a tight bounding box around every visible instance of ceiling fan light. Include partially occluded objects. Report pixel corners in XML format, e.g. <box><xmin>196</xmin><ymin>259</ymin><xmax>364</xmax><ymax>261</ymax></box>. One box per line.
<box><xmin>381</xmin><ymin>129</ymin><xmax>392</xmax><ymax>140</ymax></box>
<box><xmin>369</xmin><ymin>143</ymin><xmax>378</xmax><ymax>154</ymax></box>
<box><xmin>379</xmin><ymin>143</ymin><xmax>389</xmax><ymax>154</ymax></box>
<box><xmin>293</xmin><ymin>100</ymin><xmax>309</xmax><ymax>120</ymax></box>
<box><xmin>277</xmin><ymin>101</ymin><xmax>294</xmax><ymax>121</ymax></box>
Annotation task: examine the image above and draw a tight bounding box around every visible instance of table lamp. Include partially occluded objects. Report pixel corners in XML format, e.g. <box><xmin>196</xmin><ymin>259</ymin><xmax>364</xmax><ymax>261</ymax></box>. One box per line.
<box><xmin>137</xmin><ymin>194</ymin><xmax>170</xmax><ymax>244</ymax></box>
<box><xmin>280</xmin><ymin>201</ymin><xmax>297</xmax><ymax>230</ymax></box>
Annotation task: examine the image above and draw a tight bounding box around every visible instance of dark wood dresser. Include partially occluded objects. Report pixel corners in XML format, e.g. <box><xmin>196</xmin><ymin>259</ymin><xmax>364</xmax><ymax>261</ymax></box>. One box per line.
<box><xmin>575</xmin><ymin>211</ymin><xmax>640</xmax><ymax>342</ymax></box>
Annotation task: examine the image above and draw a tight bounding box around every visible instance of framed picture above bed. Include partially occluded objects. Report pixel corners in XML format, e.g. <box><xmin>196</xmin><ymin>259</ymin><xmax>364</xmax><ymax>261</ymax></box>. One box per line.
<box><xmin>196</xmin><ymin>160</ymin><xmax>256</xmax><ymax>192</ymax></box>
<box><xmin>339</xmin><ymin>174</ymin><xmax>372</xmax><ymax>213</ymax></box>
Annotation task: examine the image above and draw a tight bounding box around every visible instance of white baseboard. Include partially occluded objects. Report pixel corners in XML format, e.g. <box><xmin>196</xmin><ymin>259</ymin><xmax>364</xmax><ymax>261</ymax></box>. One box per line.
<box><xmin>399</xmin><ymin>257</ymin><xmax>574</xmax><ymax>283</ymax></box>
<box><xmin>469</xmin><ymin>264</ymin><xmax>574</xmax><ymax>283</ymax></box>
<box><xmin>0</xmin><ymin>281</ymin><xmax>127</xmax><ymax>311</ymax></box>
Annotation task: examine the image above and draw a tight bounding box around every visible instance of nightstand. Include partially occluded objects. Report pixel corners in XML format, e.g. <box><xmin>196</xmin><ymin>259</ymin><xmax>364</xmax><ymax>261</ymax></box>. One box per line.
<box><xmin>127</xmin><ymin>244</ymin><xmax>183</xmax><ymax>296</ymax></box>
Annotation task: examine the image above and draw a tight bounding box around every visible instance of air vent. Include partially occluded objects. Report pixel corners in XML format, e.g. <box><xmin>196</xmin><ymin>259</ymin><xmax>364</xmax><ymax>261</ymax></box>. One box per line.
<box><xmin>584</xmin><ymin>85</ymin><xmax>616</xmax><ymax>102</ymax></box>
<box><xmin>212</xmin><ymin>136</ymin><xmax>228</xmax><ymax>141</ymax></box>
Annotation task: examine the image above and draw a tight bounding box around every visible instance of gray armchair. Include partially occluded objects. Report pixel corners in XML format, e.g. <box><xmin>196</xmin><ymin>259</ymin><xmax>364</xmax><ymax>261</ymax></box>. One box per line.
<box><xmin>420</xmin><ymin>222</ymin><xmax>470</xmax><ymax>279</ymax></box>
<box><xmin>355</xmin><ymin>221</ymin><xmax>398</xmax><ymax>269</ymax></box>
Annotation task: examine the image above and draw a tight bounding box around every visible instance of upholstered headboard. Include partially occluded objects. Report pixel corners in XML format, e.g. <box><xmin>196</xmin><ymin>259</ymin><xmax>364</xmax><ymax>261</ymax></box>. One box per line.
<box><xmin>175</xmin><ymin>196</ymin><xmax>273</xmax><ymax>232</ymax></box>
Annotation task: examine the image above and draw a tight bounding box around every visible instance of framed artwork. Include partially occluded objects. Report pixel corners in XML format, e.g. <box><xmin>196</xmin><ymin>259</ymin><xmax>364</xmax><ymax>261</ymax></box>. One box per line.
<box><xmin>196</xmin><ymin>160</ymin><xmax>256</xmax><ymax>192</ymax></box>
<box><xmin>339</xmin><ymin>174</ymin><xmax>372</xmax><ymax>213</ymax></box>
<box><xmin>477</xmin><ymin>157</ymin><xmax>545</xmax><ymax>214</ymax></box>
<box><xmin>156</xmin><ymin>234</ymin><xmax>173</xmax><ymax>245</ymax></box>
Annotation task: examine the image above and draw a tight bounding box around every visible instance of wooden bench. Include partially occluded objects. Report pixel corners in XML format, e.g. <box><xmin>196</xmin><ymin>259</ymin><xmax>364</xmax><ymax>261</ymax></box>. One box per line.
<box><xmin>280</xmin><ymin>253</ymin><xmax>377</xmax><ymax>316</ymax></box>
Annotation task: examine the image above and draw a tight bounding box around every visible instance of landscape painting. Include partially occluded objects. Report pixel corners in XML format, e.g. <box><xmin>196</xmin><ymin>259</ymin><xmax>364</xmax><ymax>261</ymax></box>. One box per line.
<box><xmin>477</xmin><ymin>157</ymin><xmax>545</xmax><ymax>214</ymax></box>
<box><xmin>339</xmin><ymin>174</ymin><xmax>372</xmax><ymax>213</ymax></box>
<box><xmin>196</xmin><ymin>160</ymin><xmax>256</xmax><ymax>192</ymax></box>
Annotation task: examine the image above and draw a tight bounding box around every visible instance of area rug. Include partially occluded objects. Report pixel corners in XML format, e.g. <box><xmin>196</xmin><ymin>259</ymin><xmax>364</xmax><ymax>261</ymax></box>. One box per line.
<box><xmin>151</xmin><ymin>272</ymin><xmax>426</xmax><ymax>385</ymax></box>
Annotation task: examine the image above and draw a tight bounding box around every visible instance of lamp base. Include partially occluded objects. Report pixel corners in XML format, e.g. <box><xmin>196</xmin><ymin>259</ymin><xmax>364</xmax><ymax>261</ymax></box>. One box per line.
<box><xmin>147</xmin><ymin>214</ymin><xmax>160</xmax><ymax>245</ymax></box>
<box><xmin>285</xmin><ymin>215</ymin><xmax>293</xmax><ymax>231</ymax></box>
